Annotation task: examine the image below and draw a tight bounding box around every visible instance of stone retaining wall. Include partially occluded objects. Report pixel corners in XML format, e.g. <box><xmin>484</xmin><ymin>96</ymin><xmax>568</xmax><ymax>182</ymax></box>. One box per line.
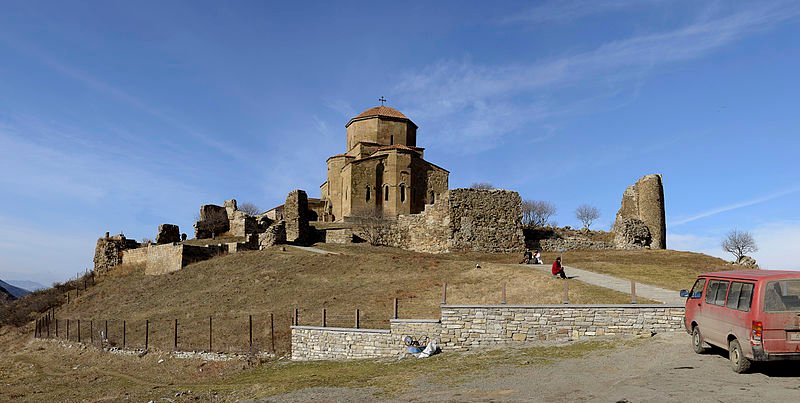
<box><xmin>439</xmin><ymin>304</ymin><xmax>685</xmax><ymax>349</ymax></box>
<box><xmin>536</xmin><ymin>238</ymin><xmax>615</xmax><ymax>252</ymax></box>
<box><xmin>121</xmin><ymin>243</ymin><xmax>224</xmax><ymax>275</ymax></box>
<box><xmin>291</xmin><ymin>318</ymin><xmax>442</xmax><ymax>361</ymax></box>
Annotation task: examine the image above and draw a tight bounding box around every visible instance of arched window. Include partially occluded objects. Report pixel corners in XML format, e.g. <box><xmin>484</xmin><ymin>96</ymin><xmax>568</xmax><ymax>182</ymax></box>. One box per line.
<box><xmin>366</xmin><ymin>186</ymin><xmax>371</xmax><ymax>202</ymax></box>
<box><xmin>384</xmin><ymin>185</ymin><xmax>390</xmax><ymax>201</ymax></box>
<box><xmin>399</xmin><ymin>183</ymin><xmax>406</xmax><ymax>203</ymax></box>
<box><xmin>430</xmin><ymin>191</ymin><xmax>435</xmax><ymax>204</ymax></box>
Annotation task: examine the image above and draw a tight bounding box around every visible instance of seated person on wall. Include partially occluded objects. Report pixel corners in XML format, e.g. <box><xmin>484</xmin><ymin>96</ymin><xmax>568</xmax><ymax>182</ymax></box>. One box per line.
<box><xmin>533</xmin><ymin>249</ymin><xmax>543</xmax><ymax>264</ymax></box>
<box><xmin>552</xmin><ymin>256</ymin><xmax>567</xmax><ymax>279</ymax></box>
<box><xmin>520</xmin><ymin>249</ymin><xmax>533</xmax><ymax>264</ymax></box>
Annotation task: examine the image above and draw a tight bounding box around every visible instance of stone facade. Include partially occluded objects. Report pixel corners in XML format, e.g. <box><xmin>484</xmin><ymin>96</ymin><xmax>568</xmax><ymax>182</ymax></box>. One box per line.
<box><xmin>93</xmin><ymin>233</ymin><xmax>140</xmax><ymax>274</ymax></box>
<box><xmin>156</xmin><ymin>224</ymin><xmax>181</xmax><ymax>244</ymax></box>
<box><xmin>194</xmin><ymin>204</ymin><xmax>230</xmax><ymax>239</ymax></box>
<box><xmin>613</xmin><ymin>174</ymin><xmax>666</xmax><ymax>249</ymax></box>
<box><xmin>320</xmin><ymin>105</ymin><xmax>449</xmax><ymax>222</ymax></box>
<box><xmin>381</xmin><ymin>189</ymin><xmax>525</xmax><ymax>254</ymax></box>
<box><xmin>284</xmin><ymin>190</ymin><xmax>311</xmax><ymax>244</ymax></box>
<box><xmin>439</xmin><ymin>305</ymin><xmax>684</xmax><ymax>349</ymax></box>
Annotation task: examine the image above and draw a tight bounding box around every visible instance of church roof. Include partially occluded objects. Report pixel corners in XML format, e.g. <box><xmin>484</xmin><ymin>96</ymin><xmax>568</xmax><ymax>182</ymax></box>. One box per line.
<box><xmin>354</xmin><ymin>105</ymin><xmax>408</xmax><ymax>119</ymax></box>
<box><xmin>375</xmin><ymin>144</ymin><xmax>423</xmax><ymax>153</ymax></box>
<box><xmin>346</xmin><ymin>105</ymin><xmax>417</xmax><ymax>128</ymax></box>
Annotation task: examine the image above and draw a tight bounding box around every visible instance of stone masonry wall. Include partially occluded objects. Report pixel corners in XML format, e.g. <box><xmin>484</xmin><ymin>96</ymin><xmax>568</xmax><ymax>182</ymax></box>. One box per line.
<box><xmin>291</xmin><ymin>319</ymin><xmax>441</xmax><ymax>361</ymax></box>
<box><xmin>285</xmin><ymin>190</ymin><xmax>311</xmax><ymax>244</ymax></box>
<box><xmin>121</xmin><ymin>243</ymin><xmax>223</xmax><ymax>275</ymax></box>
<box><xmin>537</xmin><ymin>238</ymin><xmax>615</xmax><ymax>252</ymax></box>
<box><xmin>439</xmin><ymin>304</ymin><xmax>685</xmax><ymax>349</ymax></box>
<box><xmin>382</xmin><ymin>188</ymin><xmax>525</xmax><ymax>254</ymax></box>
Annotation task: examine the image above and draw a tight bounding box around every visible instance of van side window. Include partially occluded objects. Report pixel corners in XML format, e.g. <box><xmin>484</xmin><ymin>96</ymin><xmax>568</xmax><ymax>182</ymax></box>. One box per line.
<box><xmin>705</xmin><ymin>280</ymin><xmax>729</xmax><ymax>306</ymax></box>
<box><xmin>737</xmin><ymin>283</ymin><xmax>754</xmax><ymax>311</ymax></box>
<box><xmin>725</xmin><ymin>282</ymin><xmax>753</xmax><ymax>311</ymax></box>
<box><xmin>690</xmin><ymin>279</ymin><xmax>706</xmax><ymax>299</ymax></box>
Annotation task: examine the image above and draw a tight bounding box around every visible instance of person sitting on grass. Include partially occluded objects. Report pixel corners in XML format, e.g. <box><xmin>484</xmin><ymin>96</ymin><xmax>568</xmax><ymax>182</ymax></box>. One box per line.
<box><xmin>533</xmin><ymin>249</ymin><xmax>543</xmax><ymax>264</ymax></box>
<box><xmin>552</xmin><ymin>256</ymin><xmax>567</xmax><ymax>279</ymax></box>
<box><xmin>520</xmin><ymin>249</ymin><xmax>533</xmax><ymax>264</ymax></box>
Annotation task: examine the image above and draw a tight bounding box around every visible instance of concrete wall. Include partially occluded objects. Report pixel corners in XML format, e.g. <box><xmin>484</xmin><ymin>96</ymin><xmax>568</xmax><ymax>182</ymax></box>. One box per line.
<box><xmin>439</xmin><ymin>304</ymin><xmax>685</xmax><ymax>349</ymax></box>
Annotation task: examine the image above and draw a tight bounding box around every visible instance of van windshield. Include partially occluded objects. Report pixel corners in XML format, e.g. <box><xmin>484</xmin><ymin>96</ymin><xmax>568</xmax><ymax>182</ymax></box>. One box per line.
<box><xmin>764</xmin><ymin>280</ymin><xmax>800</xmax><ymax>312</ymax></box>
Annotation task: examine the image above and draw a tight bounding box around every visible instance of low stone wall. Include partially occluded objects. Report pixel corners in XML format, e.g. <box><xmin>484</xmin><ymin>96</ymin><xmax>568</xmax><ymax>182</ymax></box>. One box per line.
<box><xmin>291</xmin><ymin>326</ymin><xmax>395</xmax><ymax>361</ymax></box>
<box><xmin>439</xmin><ymin>304</ymin><xmax>685</xmax><ymax>349</ymax></box>
<box><xmin>325</xmin><ymin>228</ymin><xmax>354</xmax><ymax>244</ymax></box>
<box><xmin>536</xmin><ymin>238</ymin><xmax>615</xmax><ymax>252</ymax></box>
<box><xmin>291</xmin><ymin>318</ymin><xmax>442</xmax><ymax>361</ymax></box>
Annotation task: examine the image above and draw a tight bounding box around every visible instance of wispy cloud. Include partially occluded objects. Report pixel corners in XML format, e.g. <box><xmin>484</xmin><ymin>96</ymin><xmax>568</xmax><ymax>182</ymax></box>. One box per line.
<box><xmin>670</xmin><ymin>185</ymin><xmax>800</xmax><ymax>226</ymax></box>
<box><xmin>395</xmin><ymin>2</ymin><xmax>800</xmax><ymax>153</ymax></box>
<box><xmin>500</xmin><ymin>0</ymin><xmax>665</xmax><ymax>25</ymax></box>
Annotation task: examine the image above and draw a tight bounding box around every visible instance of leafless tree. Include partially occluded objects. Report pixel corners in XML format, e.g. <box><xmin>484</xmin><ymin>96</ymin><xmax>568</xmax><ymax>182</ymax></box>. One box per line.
<box><xmin>470</xmin><ymin>182</ymin><xmax>494</xmax><ymax>190</ymax></box>
<box><xmin>523</xmin><ymin>200</ymin><xmax>557</xmax><ymax>227</ymax></box>
<box><xmin>353</xmin><ymin>208</ymin><xmax>391</xmax><ymax>246</ymax></box>
<box><xmin>722</xmin><ymin>229</ymin><xmax>758</xmax><ymax>261</ymax></box>
<box><xmin>575</xmin><ymin>204</ymin><xmax>600</xmax><ymax>229</ymax></box>
<box><xmin>239</xmin><ymin>202</ymin><xmax>261</xmax><ymax>216</ymax></box>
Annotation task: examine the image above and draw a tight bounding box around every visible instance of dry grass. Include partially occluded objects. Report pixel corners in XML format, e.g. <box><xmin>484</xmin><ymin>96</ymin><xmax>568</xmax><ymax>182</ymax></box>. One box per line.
<box><xmin>51</xmin><ymin>244</ymin><xmax>645</xmax><ymax>354</ymax></box>
<box><xmin>0</xmin><ymin>324</ymin><xmax>636</xmax><ymax>402</ymax></box>
<box><xmin>561</xmin><ymin>249</ymin><xmax>741</xmax><ymax>291</ymax></box>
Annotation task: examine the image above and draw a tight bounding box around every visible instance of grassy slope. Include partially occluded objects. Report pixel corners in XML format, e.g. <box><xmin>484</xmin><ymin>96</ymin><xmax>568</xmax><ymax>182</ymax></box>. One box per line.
<box><xmin>563</xmin><ymin>249</ymin><xmax>740</xmax><ymax>291</ymax></box>
<box><xmin>53</xmin><ymin>245</ymin><xmax>645</xmax><ymax>353</ymax></box>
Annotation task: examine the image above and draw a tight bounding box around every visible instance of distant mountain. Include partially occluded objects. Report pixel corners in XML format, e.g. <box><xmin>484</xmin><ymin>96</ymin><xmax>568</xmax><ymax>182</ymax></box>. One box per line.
<box><xmin>1</xmin><ymin>285</ymin><xmax>13</xmax><ymax>302</ymax></box>
<box><xmin>0</xmin><ymin>279</ymin><xmax>30</xmax><ymax>299</ymax></box>
<box><xmin>6</xmin><ymin>280</ymin><xmax>46</xmax><ymax>292</ymax></box>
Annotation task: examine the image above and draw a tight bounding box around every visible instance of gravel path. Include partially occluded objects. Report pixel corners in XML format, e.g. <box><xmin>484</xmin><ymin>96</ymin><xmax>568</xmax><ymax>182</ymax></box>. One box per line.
<box><xmin>519</xmin><ymin>263</ymin><xmax>683</xmax><ymax>304</ymax></box>
<box><xmin>262</xmin><ymin>332</ymin><xmax>800</xmax><ymax>402</ymax></box>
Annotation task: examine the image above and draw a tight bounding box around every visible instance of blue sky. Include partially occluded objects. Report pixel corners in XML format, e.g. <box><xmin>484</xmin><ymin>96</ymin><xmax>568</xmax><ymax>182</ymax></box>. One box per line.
<box><xmin>1</xmin><ymin>0</ymin><xmax>799</xmax><ymax>285</ymax></box>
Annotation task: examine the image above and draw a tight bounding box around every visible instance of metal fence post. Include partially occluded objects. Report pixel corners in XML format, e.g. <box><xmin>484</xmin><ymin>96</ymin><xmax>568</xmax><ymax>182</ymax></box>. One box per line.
<box><xmin>442</xmin><ymin>283</ymin><xmax>447</xmax><ymax>305</ymax></box>
<box><xmin>270</xmin><ymin>313</ymin><xmax>275</xmax><ymax>353</ymax></box>
<box><xmin>393</xmin><ymin>298</ymin><xmax>399</xmax><ymax>319</ymax></box>
<box><xmin>322</xmin><ymin>309</ymin><xmax>327</xmax><ymax>327</ymax></box>
<box><xmin>123</xmin><ymin>320</ymin><xmax>126</xmax><ymax>348</ymax></box>
<box><xmin>249</xmin><ymin>315</ymin><xmax>253</xmax><ymax>349</ymax></box>
<box><xmin>630</xmin><ymin>280</ymin><xmax>637</xmax><ymax>304</ymax></box>
<box><xmin>145</xmin><ymin>320</ymin><xmax>149</xmax><ymax>350</ymax></box>
<box><xmin>209</xmin><ymin>316</ymin><xmax>213</xmax><ymax>351</ymax></box>
<box><xmin>355</xmin><ymin>309</ymin><xmax>360</xmax><ymax>329</ymax></box>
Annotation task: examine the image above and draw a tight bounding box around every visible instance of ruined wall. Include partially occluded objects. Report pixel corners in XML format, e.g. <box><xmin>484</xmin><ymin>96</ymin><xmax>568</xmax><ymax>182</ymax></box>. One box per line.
<box><xmin>93</xmin><ymin>234</ymin><xmax>140</xmax><ymax>274</ymax></box>
<box><xmin>324</xmin><ymin>228</ymin><xmax>354</xmax><ymax>244</ymax></box>
<box><xmin>258</xmin><ymin>221</ymin><xmax>286</xmax><ymax>249</ymax></box>
<box><xmin>448</xmin><ymin>189</ymin><xmax>525</xmax><ymax>253</ymax></box>
<box><xmin>440</xmin><ymin>304</ymin><xmax>684</xmax><ymax>349</ymax></box>
<box><xmin>536</xmin><ymin>238</ymin><xmax>615</xmax><ymax>252</ymax></box>
<box><xmin>379</xmin><ymin>189</ymin><xmax>525</xmax><ymax>254</ymax></box>
<box><xmin>122</xmin><ymin>244</ymin><xmax>223</xmax><ymax>276</ymax></box>
<box><xmin>156</xmin><ymin>224</ymin><xmax>180</xmax><ymax>244</ymax></box>
<box><xmin>194</xmin><ymin>204</ymin><xmax>229</xmax><ymax>239</ymax></box>
<box><xmin>285</xmin><ymin>190</ymin><xmax>311</xmax><ymax>244</ymax></box>
<box><xmin>613</xmin><ymin>174</ymin><xmax>666</xmax><ymax>249</ymax></box>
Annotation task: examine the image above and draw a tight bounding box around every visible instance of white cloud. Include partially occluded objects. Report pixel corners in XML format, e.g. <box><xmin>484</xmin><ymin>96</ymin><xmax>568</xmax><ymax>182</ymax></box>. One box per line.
<box><xmin>670</xmin><ymin>185</ymin><xmax>800</xmax><ymax>226</ymax></box>
<box><xmin>395</xmin><ymin>2</ymin><xmax>800</xmax><ymax>153</ymax></box>
<box><xmin>500</xmin><ymin>0</ymin><xmax>665</xmax><ymax>25</ymax></box>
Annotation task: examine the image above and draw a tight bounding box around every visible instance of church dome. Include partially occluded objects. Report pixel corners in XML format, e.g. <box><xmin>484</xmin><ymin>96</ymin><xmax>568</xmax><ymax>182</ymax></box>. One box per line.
<box><xmin>346</xmin><ymin>105</ymin><xmax>416</xmax><ymax>128</ymax></box>
<box><xmin>354</xmin><ymin>105</ymin><xmax>408</xmax><ymax>119</ymax></box>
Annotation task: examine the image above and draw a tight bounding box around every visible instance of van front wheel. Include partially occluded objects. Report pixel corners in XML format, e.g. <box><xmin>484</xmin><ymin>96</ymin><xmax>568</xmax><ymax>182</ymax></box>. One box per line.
<box><xmin>692</xmin><ymin>326</ymin><xmax>707</xmax><ymax>354</ymax></box>
<box><xmin>729</xmin><ymin>339</ymin><xmax>751</xmax><ymax>373</ymax></box>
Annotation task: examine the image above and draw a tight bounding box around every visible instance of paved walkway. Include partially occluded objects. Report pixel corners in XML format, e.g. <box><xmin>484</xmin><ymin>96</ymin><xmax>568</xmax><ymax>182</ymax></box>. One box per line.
<box><xmin>520</xmin><ymin>263</ymin><xmax>683</xmax><ymax>304</ymax></box>
<box><xmin>287</xmin><ymin>245</ymin><xmax>339</xmax><ymax>255</ymax></box>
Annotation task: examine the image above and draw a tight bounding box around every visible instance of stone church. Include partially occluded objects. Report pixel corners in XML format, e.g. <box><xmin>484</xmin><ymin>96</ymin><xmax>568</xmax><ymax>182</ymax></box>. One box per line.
<box><xmin>320</xmin><ymin>105</ymin><xmax>449</xmax><ymax>221</ymax></box>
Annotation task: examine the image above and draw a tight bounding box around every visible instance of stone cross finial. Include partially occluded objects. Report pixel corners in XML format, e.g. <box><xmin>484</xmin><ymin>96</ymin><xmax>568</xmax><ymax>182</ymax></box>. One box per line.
<box><xmin>378</xmin><ymin>96</ymin><xmax>387</xmax><ymax>106</ymax></box>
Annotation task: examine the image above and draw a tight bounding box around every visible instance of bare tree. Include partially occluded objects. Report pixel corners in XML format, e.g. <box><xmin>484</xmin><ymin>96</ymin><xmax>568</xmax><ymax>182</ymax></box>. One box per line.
<box><xmin>722</xmin><ymin>230</ymin><xmax>758</xmax><ymax>261</ymax></box>
<box><xmin>523</xmin><ymin>200</ymin><xmax>557</xmax><ymax>227</ymax></box>
<box><xmin>239</xmin><ymin>202</ymin><xmax>261</xmax><ymax>216</ymax></box>
<box><xmin>575</xmin><ymin>204</ymin><xmax>600</xmax><ymax>229</ymax></box>
<box><xmin>470</xmin><ymin>182</ymin><xmax>494</xmax><ymax>190</ymax></box>
<box><xmin>353</xmin><ymin>208</ymin><xmax>391</xmax><ymax>246</ymax></box>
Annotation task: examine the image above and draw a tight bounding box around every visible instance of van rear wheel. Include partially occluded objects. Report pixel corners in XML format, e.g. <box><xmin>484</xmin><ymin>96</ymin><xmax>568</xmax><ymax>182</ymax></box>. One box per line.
<box><xmin>729</xmin><ymin>339</ymin><xmax>751</xmax><ymax>373</ymax></box>
<box><xmin>692</xmin><ymin>326</ymin><xmax>707</xmax><ymax>354</ymax></box>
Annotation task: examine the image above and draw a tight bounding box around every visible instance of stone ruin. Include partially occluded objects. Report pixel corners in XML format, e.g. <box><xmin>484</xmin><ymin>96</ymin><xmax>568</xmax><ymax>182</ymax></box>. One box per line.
<box><xmin>284</xmin><ymin>190</ymin><xmax>311</xmax><ymax>244</ymax></box>
<box><xmin>612</xmin><ymin>174</ymin><xmax>666</xmax><ymax>249</ymax></box>
<box><xmin>156</xmin><ymin>224</ymin><xmax>181</xmax><ymax>244</ymax></box>
<box><xmin>93</xmin><ymin>232</ymin><xmax>140</xmax><ymax>274</ymax></box>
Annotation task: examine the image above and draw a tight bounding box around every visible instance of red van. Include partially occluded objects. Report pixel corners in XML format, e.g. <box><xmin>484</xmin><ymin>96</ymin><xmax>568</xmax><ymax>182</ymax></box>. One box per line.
<box><xmin>681</xmin><ymin>270</ymin><xmax>800</xmax><ymax>373</ymax></box>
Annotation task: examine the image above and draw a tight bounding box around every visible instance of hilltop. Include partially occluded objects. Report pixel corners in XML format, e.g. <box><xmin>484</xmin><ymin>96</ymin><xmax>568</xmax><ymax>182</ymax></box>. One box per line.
<box><xmin>47</xmin><ymin>244</ymin><xmax>735</xmax><ymax>354</ymax></box>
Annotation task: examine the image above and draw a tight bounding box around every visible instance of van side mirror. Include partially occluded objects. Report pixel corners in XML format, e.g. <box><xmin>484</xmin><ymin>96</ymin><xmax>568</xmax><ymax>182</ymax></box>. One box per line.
<box><xmin>680</xmin><ymin>289</ymin><xmax>689</xmax><ymax>298</ymax></box>
<box><xmin>692</xmin><ymin>291</ymin><xmax>702</xmax><ymax>299</ymax></box>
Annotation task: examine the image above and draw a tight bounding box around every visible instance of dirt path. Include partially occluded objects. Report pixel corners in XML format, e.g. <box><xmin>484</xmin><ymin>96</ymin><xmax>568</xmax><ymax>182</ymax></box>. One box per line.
<box><xmin>263</xmin><ymin>332</ymin><xmax>800</xmax><ymax>402</ymax></box>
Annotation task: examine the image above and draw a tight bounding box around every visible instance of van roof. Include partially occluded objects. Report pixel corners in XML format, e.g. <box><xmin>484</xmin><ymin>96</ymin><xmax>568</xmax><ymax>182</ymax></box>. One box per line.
<box><xmin>700</xmin><ymin>270</ymin><xmax>800</xmax><ymax>281</ymax></box>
